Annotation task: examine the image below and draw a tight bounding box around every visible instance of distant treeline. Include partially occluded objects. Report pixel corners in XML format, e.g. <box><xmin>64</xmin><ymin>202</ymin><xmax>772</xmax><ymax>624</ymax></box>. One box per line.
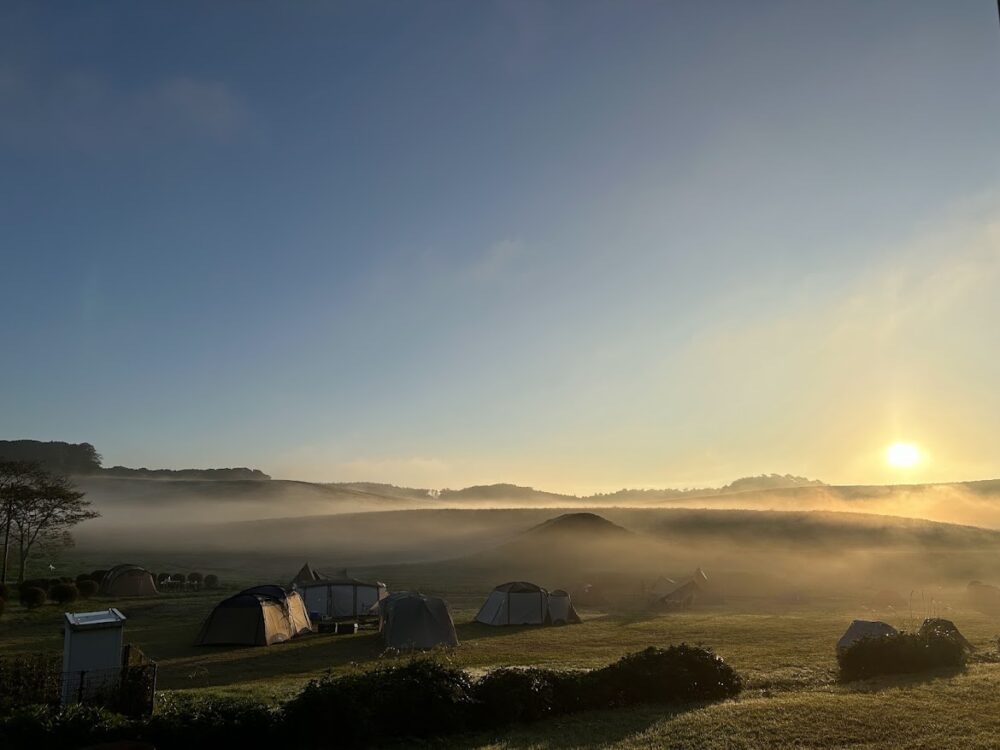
<box><xmin>585</xmin><ymin>474</ymin><xmax>826</xmax><ymax>502</ymax></box>
<box><xmin>0</xmin><ymin>440</ymin><xmax>269</xmax><ymax>480</ymax></box>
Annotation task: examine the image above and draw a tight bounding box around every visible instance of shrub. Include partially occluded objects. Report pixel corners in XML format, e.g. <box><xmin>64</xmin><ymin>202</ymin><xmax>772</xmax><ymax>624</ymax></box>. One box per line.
<box><xmin>471</xmin><ymin>668</ymin><xmax>564</xmax><ymax>726</ymax></box>
<box><xmin>49</xmin><ymin>583</ymin><xmax>78</xmax><ymax>605</ymax></box>
<box><xmin>0</xmin><ymin>704</ymin><xmax>133</xmax><ymax>749</ymax></box>
<box><xmin>285</xmin><ymin>658</ymin><xmax>475</xmax><ymax>747</ymax></box>
<box><xmin>77</xmin><ymin>580</ymin><xmax>98</xmax><ymax>599</ymax></box>
<box><xmin>22</xmin><ymin>579</ymin><xmax>50</xmax><ymax>593</ymax></box>
<box><xmin>589</xmin><ymin>645</ymin><xmax>744</xmax><ymax>708</ymax></box>
<box><xmin>187</xmin><ymin>572</ymin><xmax>203</xmax><ymax>585</ymax></box>
<box><xmin>91</xmin><ymin>569</ymin><xmax>109</xmax><ymax>584</ymax></box>
<box><xmin>156</xmin><ymin>572</ymin><xmax>169</xmax><ymax>584</ymax></box>
<box><xmin>145</xmin><ymin>694</ymin><xmax>279</xmax><ymax>748</ymax></box>
<box><xmin>59</xmin><ymin>577</ymin><xmax>74</xmax><ymax>584</ymax></box>
<box><xmin>0</xmin><ymin>582</ymin><xmax>10</xmax><ymax>600</ymax></box>
<box><xmin>0</xmin><ymin>654</ymin><xmax>62</xmax><ymax>712</ymax></box>
<box><xmin>0</xmin><ymin>598</ymin><xmax>4</xmax><ymax>620</ymax></box>
<box><xmin>19</xmin><ymin>587</ymin><xmax>46</xmax><ymax>609</ymax></box>
<box><xmin>838</xmin><ymin>630</ymin><xmax>968</xmax><ymax>681</ymax></box>
<box><xmin>47</xmin><ymin>578</ymin><xmax>61</xmax><ymax>589</ymax></box>
<box><xmin>204</xmin><ymin>574</ymin><xmax>219</xmax><ymax>589</ymax></box>
<box><xmin>76</xmin><ymin>573</ymin><xmax>92</xmax><ymax>583</ymax></box>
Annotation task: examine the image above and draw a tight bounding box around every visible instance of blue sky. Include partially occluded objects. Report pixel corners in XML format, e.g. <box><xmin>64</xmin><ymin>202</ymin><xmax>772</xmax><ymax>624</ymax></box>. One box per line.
<box><xmin>2</xmin><ymin>1</ymin><xmax>999</xmax><ymax>491</ymax></box>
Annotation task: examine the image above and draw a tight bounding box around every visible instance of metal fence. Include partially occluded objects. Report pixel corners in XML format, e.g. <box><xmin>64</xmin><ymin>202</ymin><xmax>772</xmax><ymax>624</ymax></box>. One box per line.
<box><xmin>0</xmin><ymin>647</ymin><xmax>157</xmax><ymax>717</ymax></box>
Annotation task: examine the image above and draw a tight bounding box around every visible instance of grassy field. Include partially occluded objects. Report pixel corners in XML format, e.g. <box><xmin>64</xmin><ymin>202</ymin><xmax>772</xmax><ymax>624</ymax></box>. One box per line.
<box><xmin>3</xmin><ymin>581</ymin><xmax>1000</xmax><ymax>749</ymax></box>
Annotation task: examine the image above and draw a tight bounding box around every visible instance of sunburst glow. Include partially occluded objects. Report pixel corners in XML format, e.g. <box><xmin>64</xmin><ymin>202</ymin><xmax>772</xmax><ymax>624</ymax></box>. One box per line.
<box><xmin>886</xmin><ymin>442</ymin><xmax>920</xmax><ymax>469</ymax></box>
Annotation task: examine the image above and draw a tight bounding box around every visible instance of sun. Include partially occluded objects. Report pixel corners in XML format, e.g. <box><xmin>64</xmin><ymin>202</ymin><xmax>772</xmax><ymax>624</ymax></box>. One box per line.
<box><xmin>886</xmin><ymin>442</ymin><xmax>920</xmax><ymax>469</ymax></box>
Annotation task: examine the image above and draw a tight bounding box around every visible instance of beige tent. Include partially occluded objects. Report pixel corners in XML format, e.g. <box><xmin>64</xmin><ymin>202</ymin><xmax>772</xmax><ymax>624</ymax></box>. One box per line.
<box><xmin>99</xmin><ymin>565</ymin><xmax>158</xmax><ymax>597</ymax></box>
<box><xmin>196</xmin><ymin>587</ymin><xmax>311</xmax><ymax>647</ymax></box>
<box><xmin>547</xmin><ymin>589</ymin><xmax>581</xmax><ymax>625</ymax></box>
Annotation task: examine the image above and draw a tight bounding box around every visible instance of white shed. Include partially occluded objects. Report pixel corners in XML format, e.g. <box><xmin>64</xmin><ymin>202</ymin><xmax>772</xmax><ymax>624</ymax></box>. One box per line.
<box><xmin>61</xmin><ymin>608</ymin><xmax>126</xmax><ymax>705</ymax></box>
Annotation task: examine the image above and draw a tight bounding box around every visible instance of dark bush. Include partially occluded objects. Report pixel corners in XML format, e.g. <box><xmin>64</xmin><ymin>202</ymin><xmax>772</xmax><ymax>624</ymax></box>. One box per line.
<box><xmin>0</xmin><ymin>582</ymin><xmax>10</xmax><ymax>600</ymax></box>
<box><xmin>77</xmin><ymin>580</ymin><xmax>98</xmax><ymax>599</ymax></box>
<box><xmin>19</xmin><ymin>587</ymin><xmax>46</xmax><ymax>609</ymax></box>
<box><xmin>0</xmin><ymin>598</ymin><xmax>4</xmax><ymax>619</ymax></box>
<box><xmin>59</xmin><ymin>577</ymin><xmax>74</xmax><ymax>584</ymax></box>
<box><xmin>472</xmin><ymin>668</ymin><xmax>564</xmax><ymax>726</ymax></box>
<box><xmin>156</xmin><ymin>572</ymin><xmax>169</xmax><ymax>584</ymax></box>
<box><xmin>0</xmin><ymin>704</ymin><xmax>133</xmax><ymax>749</ymax></box>
<box><xmin>285</xmin><ymin>658</ymin><xmax>475</xmax><ymax>747</ymax></box>
<box><xmin>49</xmin><ymin>583</ymin><xmax>78</xmax><ymax>605</ymax></box>
<box><xmin>145</xmin><ymin>694</ymin><xmax>279</xmax><ymax>748</ymax></box>
<box><xmin>76</xmin><ymin>573</ymin><xmax>92</xmax><ymax>583</ymax></box>
<box><xmin>590</xmin><ymin>645</ymin><xmax>743</xmax><ymax>708</ymax></box>
<box><xmin>204</xmin><ymin>574</ymin><xmax>219</xmax><ymax>589</ymax></box>
<box><xmin>47</xmin><ymin>578</ymin><xmax>61</xmax><ymax>589</ymax></box>
<box><xmin>187</xmin><ymin>572</ymin><xmax>203</xmax><ymax>585</ymax></box>
<box><xmin>0</xmin><ymin>654</ymin><xmax>62</xmax><ymax>712</ymax></box>
<box><xmin>838</xmin><ymin>630</ymin><xmax>968</xmax><ymax>681</ymax></box>
<box><xmin>21</xmin><ymin>579</ymin><xmax>50</xmax><ymax>593</ymax></box>
<box><xmin>91</xmin><ymin>569</ymin><xmax>109</xmax><ymax>584</ymax></box>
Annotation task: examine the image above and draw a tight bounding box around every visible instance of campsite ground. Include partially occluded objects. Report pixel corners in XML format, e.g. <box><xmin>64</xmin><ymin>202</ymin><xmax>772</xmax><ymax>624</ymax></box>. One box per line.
<box><xmin>3</xmin><ymin>582</ymin><xmax>1000</xmax><ymax>748</ymax></box>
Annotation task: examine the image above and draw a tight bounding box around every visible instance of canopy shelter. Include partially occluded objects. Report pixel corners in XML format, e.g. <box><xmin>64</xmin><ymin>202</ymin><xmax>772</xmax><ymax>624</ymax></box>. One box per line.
<box><xmin>99</xmin><ymin>565</ymin><xmax>158</xmax><ymax>597</ymax></box>
<box><xmin>294</xmin><ymin>573</ymin><xmax>387</xmax><ymax>620</ymax></box>
<box><xmin>475</xmin><ymin>582</ymin><xmax>550</xmax><ymax>626</ymax></box>
<box><xmin>196</xmin><ymin>587</ymin><xmax>311</xmax><ymax>647</ymax></box>
<box><xmin>373</xmin><ymin>592</ymin><xmax>459</xmax><ymax>650</ymax></box>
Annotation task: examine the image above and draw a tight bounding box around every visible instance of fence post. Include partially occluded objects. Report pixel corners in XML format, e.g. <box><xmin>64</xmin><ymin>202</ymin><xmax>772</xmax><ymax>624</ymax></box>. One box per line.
<box><xmin>78</xmin><ymin>670</ymin><xmax>86</xmax><ymax>704</ymax></box>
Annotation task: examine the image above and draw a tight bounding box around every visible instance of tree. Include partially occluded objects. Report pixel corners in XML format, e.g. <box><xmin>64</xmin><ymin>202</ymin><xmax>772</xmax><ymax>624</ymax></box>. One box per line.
<box><xmin>5</xmin><ymin>466</ymin><xmax>98</xmax><ymax>584</ymax></box>
<box><xmin>0</xmin><ymin>461</ymin><xmax>44</xmax><ymax>584</ymax></box>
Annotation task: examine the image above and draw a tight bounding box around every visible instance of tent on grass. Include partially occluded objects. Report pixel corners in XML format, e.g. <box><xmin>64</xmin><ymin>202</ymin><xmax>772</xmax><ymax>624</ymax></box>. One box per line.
<box><xmin>373</xmin><ymin>592</ymin><xmax>459</xmax><ymax>650</ymax></box>
<box><xmin>196</xmin><ymin>587</ymin><xmax>311</xmax><ymax>646</ymax></box>
<box><xmin>547</xmin><ymin>589</ymin><xmax>581</xmax><ymax>624</ymax></box>
<box><xmin>99</xmin><ymin>565</ymin><xmax>158</xmax><ymax>597</ymax></box>
<box><xmin>836</xmin><ymin>620</ymin><xmax>898</xmax><ymax>655</ymax></box>
<box><xmin>294</xmin><ymin>571</ymin><xmax>387</xmax><ymax>620</ymax></box>
<box><xmin>476</xmin><ymin>582</ymin><xmax>549</xmax><ymax>626</ymax></box>
<box><xmin>648</xmin><ymin>576</ymin><xmax>676</xmax><ymax>598</ymax></box>
<box><xmin>292</xmin><ymin>562</ymin><xmax>325</xmax><ymax>585</ymax></box>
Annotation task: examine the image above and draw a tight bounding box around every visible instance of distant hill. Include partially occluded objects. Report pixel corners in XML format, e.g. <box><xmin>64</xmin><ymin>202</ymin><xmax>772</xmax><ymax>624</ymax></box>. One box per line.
<box><xmin>439</xmin><ymin>483</ymin><xmax>575</xmax><ymax>504</ymax></box>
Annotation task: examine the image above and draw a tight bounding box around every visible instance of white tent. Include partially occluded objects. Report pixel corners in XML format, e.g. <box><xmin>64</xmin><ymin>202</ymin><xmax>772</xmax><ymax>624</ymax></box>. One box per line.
<box><xmin>547</xmin><ymin>589</ymin><xmax>581</xmax><ymax>625</ymax></box>
<box><xmin>476</xmin><ymin>582</ymin><xmax>549</xmax><ymax>626</ymax></box>
<box><xmin>295</xmin><ymin>573</ymin><xmax>387</xmax><ymax>620</ymax></box>
<box><xmin>836</xmin><ymin>620</ymin><xmax>898</xmax><ymax>655</ymax></box>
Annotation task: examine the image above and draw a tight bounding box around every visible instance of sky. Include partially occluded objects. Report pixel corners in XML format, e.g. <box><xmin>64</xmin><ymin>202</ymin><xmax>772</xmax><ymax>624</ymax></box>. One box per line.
<box><xmin>2</xmin><ymin>1</ymin><xmax>999</xmax><ymax>493</ymax></box>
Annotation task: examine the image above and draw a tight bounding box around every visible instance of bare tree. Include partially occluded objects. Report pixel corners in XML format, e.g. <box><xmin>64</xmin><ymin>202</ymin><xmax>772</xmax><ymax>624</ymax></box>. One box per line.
<box><xmin>0</xmin><ymin>460</ymin><xmax>44</xmax><ymax>584</ymax></box>
<box><xmin>4</xmin><ymin>465</ymin><xmax>98</xmax><ymax>583</ymax></box>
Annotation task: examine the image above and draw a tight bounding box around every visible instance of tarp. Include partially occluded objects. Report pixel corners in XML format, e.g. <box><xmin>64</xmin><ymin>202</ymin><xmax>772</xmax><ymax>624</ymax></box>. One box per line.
<box><xmin>375</xmin><ymin>592</ymin><xmax>458</xmax><ymax>650</ymax></box>
<box><xmin>836</xmin><ymin>620</ymin><xmax>898</xmax><ymax>654</ymax></box>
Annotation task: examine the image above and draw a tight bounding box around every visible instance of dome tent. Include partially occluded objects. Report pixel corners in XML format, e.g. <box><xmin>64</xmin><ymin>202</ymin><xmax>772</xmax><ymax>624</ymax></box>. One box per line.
<box><xmin>836</xmin><ymin>620</ymin><xmax>898</xmax><ymax>655</ymax></box>
<box><xmin>372</xmin><ymin>592</ymin><xmax>459</xmax><ymax>650</ymax></box>
<box><xmin>547</xmin><ymin>589</ymin><xmax>581</xmax><ymax>625</ymax></box>
<box><xmin>197</xmin><ymin>586</ymin><xmax>311</xmax><ymax>647</ymax></box>
<box><xmin>99</xmin><ymin>564</ymin><xmax>158</xmax><ymax>597</ymax></box>
<box><xmin>475</xmin><ymin>582</ymin><xmax>549</xmax><ymax>626</ymax></box>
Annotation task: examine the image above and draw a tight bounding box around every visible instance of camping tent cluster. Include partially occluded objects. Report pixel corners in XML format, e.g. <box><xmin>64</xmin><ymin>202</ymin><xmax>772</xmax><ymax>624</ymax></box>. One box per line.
<box><xmin>475</xmin><ymin>582</ymin><xmax>581</xmax><ymax>626</ymax></box>
<box><xmin>372</xmin><ymin>592</ymin><xmax>459</xmax><ymax>650</ymax></box>
<box><xmin>197</xmin><ymin>585</ymin><xmax>311</xmax><ymax>646</ymax></box>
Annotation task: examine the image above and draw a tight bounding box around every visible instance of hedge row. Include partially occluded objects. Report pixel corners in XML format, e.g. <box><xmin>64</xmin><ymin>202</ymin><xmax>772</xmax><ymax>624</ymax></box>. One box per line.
<box><xmin>0</xmin><ymin>645</ymin><xmax>742</xmax><ymax>749</ymax></box>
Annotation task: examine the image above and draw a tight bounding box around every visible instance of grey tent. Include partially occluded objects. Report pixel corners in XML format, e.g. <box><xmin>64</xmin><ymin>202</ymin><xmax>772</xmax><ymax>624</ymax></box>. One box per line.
<box><xmin>648</xmin><ymin>576</ymin><xmax>676</xmax><ymax>598</ymax></box>
<box><xmin>547</xmin><ymin>589</ymin><xmax>581</xmax><ymax>625</ymax></box>
<box><xmin>292</xmin><ymin>563</ymin><xmax>325</xmax><ymax>585</ymax></box>
<box><xmin>658</xmin><ymin>579</ymin><xmax>702</xmax><ymax>610</ymax></box>
<box><xmin>836</xmin><ymin>620</ymin><xmax>898</xmax><ymax>655</ymax></box>
<box><xmin>99</xmin><ymin>564</ymin><xmax>158</xmax><ymax>597</ymax></box>
<box><xmin>197</xmin><ymin>587</ymin><xmax>311</xmax><ymax>646</ymax></box>
<box><xmin>373</xmin><ymin>592</ymin><xmax>459</xmax><ymax>650</ymax></box>
<box><xmin>476</xmin><ymin>582</ymin><xmax>549</xmax><ymax>626</ymax></box>
<box><xmin>294</xmin><ymin>572</ymin><xmax>387</xmax><ymax>620</ymax></box>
